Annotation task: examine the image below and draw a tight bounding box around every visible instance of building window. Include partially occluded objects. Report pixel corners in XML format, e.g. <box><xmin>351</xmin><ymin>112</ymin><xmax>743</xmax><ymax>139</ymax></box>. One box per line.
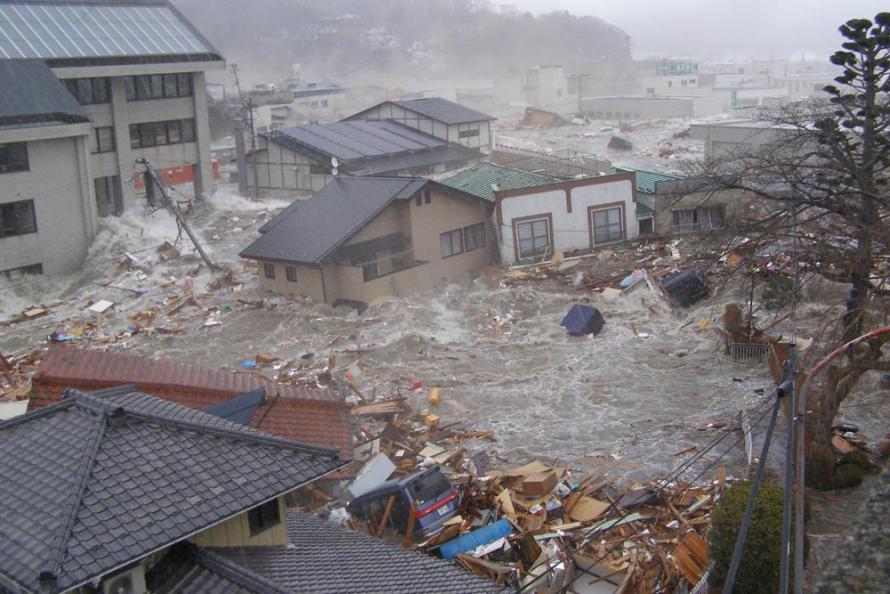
<box><xmin>62</xmin><ymin>77</ymin><xmax>110</xmax><ymax>105</ymax></box>
<box><xmin>125</xmin><ymin>73</ymin><xmax>193</xmax><ymax>101</ymax></box>
<box><xmin>671</xmin><ymin>206</ymin><xmax>724</xmax><ymax>233</ymax></box>
<box><xmin>0</xmin><ymin>263</ymin><xmax>42</xmax><ymax>280</ymax></box>
<box><xmin>362</xmin><ymin>260</ymin><xmax>379</xmax><ymax>282</ymax></box>
<box><xmin>639</xmin><ymin>217</ymin><xmax>654</xmax><ymax>235</ymax></box>
<box><xmin>591</xmin><ymin>206</ymin><xmax>623</xmax><ymax>244</ymax></box>
<box><xmin>129</xmin><ymin>120</ymin><xmax>197</xmax><ymax>149</ymax></box>
<box><xmin>91</xmin><ymin>126</ymin><xmax>115</xmax><ymax>154</ymax></box>
<box><xmin>94</xmin><ymin>176</ymin><xmax>123</xmax><ymax>218</ymax></box>
<box><xmin>424</xmin><ymin>190</ymin><xmax>431</xmax><ymax>204</ymax></box>
<box><xmin>415</xmin><ymin>193</ymin><xmax>422</xmax><ymax>207</ymax></box>
<box><xmin>248</xmin><ymin>500</ymin><xmax>281</xmax><ymax>535</ymax></box>
<box><xmin>321</xmin><ymin>100</ymin><xmax>328</xmax><ymax>107</ymax></box>
<box><xmin>516</xmin><ymin>218</ymin><xmax>550</xmax><ymax>258</ymax></box>
<box><xmin>458</xmin><ymin>129</ymin><xmax>480</xmax><ymax>139</ymax></box>
<box><xmin>440</xmin><ymin>229</ymin><xmax>463</xmax><ymax>258</ymax></box>
<box><xmin>285</xmin><ymin>265</ymin><xmax>298</xmax><ymax>282</ymax></box>
<box><xmin>462</xmin><ymin>222</ymin><xmax>485</xmax><ymax>251</ymax></box>
<box><xmin>0</xmin><ymin>143</ymin><xmax>29</xmax><ymax>174</ymax></box>
<box><xmin>263</xmin><ymin>263</ymin><xmax>276</xmax><ymax>279</ymax></box>
<box><xmin>309</xmin><ymin>162</ymin><xmax>330</xmax><ymax>175</ymax></box>
<box><xmin>0</xmin><ymin>200</ymin><xmax>37</xmax><ymax>238</ymax></box>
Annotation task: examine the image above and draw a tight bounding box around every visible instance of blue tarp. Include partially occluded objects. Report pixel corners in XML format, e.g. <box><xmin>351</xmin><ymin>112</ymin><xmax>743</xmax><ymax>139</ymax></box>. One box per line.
<box><xmin>561</xmin><ymin>304</ymin><xmax>605</xmax><ymax>336</ymax></box>
<box><xmin>439</xmin><ymin>519</ymin><xmax>513</xmax><ymax>560</ymax></box>
<box><xmin>204</xmin><ymin>388</ymin><xmax>266</xmax><ymax>425</ymax></box>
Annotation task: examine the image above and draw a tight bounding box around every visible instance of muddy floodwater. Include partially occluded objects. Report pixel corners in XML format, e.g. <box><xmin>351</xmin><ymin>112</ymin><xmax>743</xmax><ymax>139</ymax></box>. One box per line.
<box><xmin>3</xmin><ymin>187</ymin><xmax>886</xmax><ymax>489</ymax></box>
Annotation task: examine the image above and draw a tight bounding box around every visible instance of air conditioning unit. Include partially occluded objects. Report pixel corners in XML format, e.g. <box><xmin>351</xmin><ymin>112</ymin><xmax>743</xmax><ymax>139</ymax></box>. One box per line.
<box><xmin>102</xmin><ymin>567</ymin><xmax>146</xmax><ymax>594</ymax></box>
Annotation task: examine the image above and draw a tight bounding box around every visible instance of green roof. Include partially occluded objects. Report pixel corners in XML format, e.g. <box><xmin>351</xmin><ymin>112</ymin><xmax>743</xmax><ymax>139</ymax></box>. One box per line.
<box><xmin>604</xmin><ymin>166</ymin><xmax>683</xmax><ymax>194</ymax></box>
<box><xmin>441</xmin><ymin>162</ymin><xmax>564</xmax><ymax>202</ymax></box>
<box><xmin>636</xmin><ymin>202</ymin><xmax>655</xmax><ymax>216</ymax></box>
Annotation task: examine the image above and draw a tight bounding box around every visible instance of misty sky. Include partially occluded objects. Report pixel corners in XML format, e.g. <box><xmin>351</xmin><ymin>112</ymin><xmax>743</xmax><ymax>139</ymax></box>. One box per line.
<box><xmin>504</xmin><ymin>0</ymin><xmax>887</xmax><ymax>58</ymax></box>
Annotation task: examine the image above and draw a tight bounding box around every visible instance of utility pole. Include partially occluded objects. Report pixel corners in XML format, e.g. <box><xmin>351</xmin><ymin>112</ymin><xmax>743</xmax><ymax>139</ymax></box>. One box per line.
<box><xmin>247</xmin><ymin>98</ymin><xmax>259</xmax><ymax>199</ymax></box>
<box><xmin>230</xmin><ymin>63</ymin><xmax>243</xmax><ymax>101</ymax></box>
<box><xmin>138</xmin><ymin>158</ymin><xmax>218</xmax><ymax>271</ymax></box>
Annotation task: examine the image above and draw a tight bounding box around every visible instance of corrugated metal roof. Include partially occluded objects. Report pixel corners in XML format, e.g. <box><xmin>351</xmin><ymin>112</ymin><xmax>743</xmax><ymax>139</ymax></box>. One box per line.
<box><xmin>241</xmin><ymin>177</ymin><xmax>428</xmax><ymax>265</ymax></box>
<box><xmin>0</xmin><ymin>0</ymin><xmax>219</xmax><ymax>60</ymax></box>
<box><xmin>604</xmin><ymin>166</ymin><xmax>684</xmax><ymax>194</ymax></box>
<box><xmin>0</xmin><ymin>58</ymin><xmax>87</xmax><ymax>126</ymax></box>
<box><xmin>441</xmin><ymin>162</ymin><xmax>563</xmax><ymax>202</ymax></box>
<box><xmin>390</xmin><ymin>97</ymin><xmax>495</xmax><ymax>124</ymax></box>
<box><xmin>265</xmin><ymin>120</ymin><xmax>445</xmax><ymax>162</ymax></box>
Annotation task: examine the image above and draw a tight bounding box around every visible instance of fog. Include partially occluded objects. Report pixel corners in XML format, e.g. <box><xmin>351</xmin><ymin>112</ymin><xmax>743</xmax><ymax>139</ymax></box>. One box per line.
<box><xmin>507</xmin><ymin>0</ymin><xmax>889</xmax><ymax>57</ymax></box>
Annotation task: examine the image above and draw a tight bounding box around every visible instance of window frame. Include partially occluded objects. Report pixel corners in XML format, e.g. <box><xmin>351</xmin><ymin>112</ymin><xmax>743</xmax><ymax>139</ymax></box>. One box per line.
<box><xmin>462</xmin><ymin>222</ymin><xmax>485</xmax><ymax>251</ymax></box>
<box><xmin>589</xmin><ymin>204</ymin><xmax>625</xmax><ymax>246</ymax></box>
<box><xmin>0</xmin><ymin>199</ymin><xmax>37</xmax><ymax>238</ymax></box>
<box><xmin>126</xmin><ymin>74</ymin><xmax>194</xmax><ymax>101</ymax></box>
<box><xmin>285</xmin><ymin>265</ymin><xmax>298</xmax><ymax>282</ymax></box>
<box><xmin>458</xmin><ymin>128</ymin><xmax>480</xmax><ymax>139</ymax></box>
<box><xmin>128</xmin><ymin>120</ymin><xmax>197</xmax><ymax>149</ymax></box>
<box><xmin>91</xmin><ymin>126</ymin><xmax>115</xmax><ymax>154</ymax></box>
<box><xmin>263</xmin><ymin>263</ymin><xmax>276</xmax><ymax>279</ymax></box>
<box><xmin>247</xmin><ymin>500</ymin><xmax>281</xmax><ymax>536</ymax></box>
<box><xmin>0</xmin><ymin>142</ymin><xmax>29</xmax><ymax>174</ymax></box>
<box><xmin>513</xmin><ymin>215</ymin><xmax>551</xmax><ymax>260</ymax></box>
<box><xmin>439</xmin><ymin>228</ymin><xmax>464</xmax><ymax>258</ymax></box>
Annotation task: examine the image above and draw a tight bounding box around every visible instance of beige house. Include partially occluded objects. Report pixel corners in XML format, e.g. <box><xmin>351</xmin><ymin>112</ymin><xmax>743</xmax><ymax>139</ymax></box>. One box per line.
<box><xmin>653</xmin><ymin>178</ymin><xmax>753</xmax><ymax>235</ymax></box>
<box><xmin>240</xmin><ymin>177</ymin><xmax>494</xmax><ymax>306</ymax></box>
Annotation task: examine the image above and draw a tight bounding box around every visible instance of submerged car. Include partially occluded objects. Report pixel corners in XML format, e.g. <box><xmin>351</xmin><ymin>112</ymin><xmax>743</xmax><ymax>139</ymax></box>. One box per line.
<box><xmin>347</xmin><ymin>467</ymin><xmax>460</xmax><ymax>539</ymax></box>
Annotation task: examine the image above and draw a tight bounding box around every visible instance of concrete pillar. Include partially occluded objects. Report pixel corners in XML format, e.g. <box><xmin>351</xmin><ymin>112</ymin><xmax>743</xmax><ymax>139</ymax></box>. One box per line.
<box><xmin>192</xmin><ymin>71</ymin><xmax>213</xmax><ymax>200</ymax></box>
<box><xmin>74</xmin><ymin>133</ymin><xmax>97</xmax><ymax>242</ymax></box>
<box><xmin>109</xmin><ymin>76</ymin><xmax>137</xmax><ymax>210</ymax></box>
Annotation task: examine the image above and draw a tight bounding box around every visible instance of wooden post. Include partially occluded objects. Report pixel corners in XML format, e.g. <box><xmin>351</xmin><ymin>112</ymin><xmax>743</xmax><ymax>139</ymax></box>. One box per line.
<box><xmin>402</xmin><ymin>502</ymin><xmax>416</xmax><ymax>548</ymax></box>
<box><xmin>0</xmin><ymin>352</ymin><xmax>15</xmax><ymax>388</ymax></box>
<box><xmin>376</xmin><ymin>495</ymin><xmax>395</xmax><ymax>537</ymax></box>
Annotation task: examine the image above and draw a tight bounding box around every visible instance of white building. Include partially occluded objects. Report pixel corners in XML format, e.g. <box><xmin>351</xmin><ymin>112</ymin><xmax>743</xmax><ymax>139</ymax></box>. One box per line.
<box><xmin>493</xmin><ymin>172</ymin><xmax>638</xmax><ymax>264</ymax></box>
<box><xmin>345</xmin><ymin>97</ymin><xmax>495</xmax><ymax>154</ymax></box>
<box><xmin>523</xmin><ymin>64</ymin><xmax>572</xmax><ymax>114</ymax></box>
<box><xmin>0</xmin><ymin>0</ymin><xmax>223</xmax><ymax>275</ymax></box>
<box><xmin>0</xmin><ymin>60</ymin><xmax>94</xmax><ymax>277</ymax></box>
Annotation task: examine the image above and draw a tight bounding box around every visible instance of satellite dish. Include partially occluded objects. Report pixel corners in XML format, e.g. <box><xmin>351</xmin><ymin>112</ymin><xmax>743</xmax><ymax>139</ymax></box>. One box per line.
<box><xmin>330</xmin><ymin>157</ymin><xmax>339</xmax><ymax>169</ymax></box>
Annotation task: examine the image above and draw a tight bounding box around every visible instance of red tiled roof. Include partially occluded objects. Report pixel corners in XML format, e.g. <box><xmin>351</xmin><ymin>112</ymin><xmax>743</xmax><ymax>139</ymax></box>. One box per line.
<box><xmin>30</xmin><ymin>347</ymin><xmax>354</xmax><ymax>468</ymax></box>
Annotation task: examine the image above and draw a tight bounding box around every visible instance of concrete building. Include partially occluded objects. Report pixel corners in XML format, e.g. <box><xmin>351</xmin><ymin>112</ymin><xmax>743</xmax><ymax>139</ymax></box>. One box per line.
<box><xmin>0</xmin><ymin>59</ymin><xmax>94</xmax><ymax>277</ymax></box>
<box><xmin>345</xmin><ymin>97</ymin><xmax>495</xmax><ymax>153</ymax></box>
<box><xmin>689</xmin><ymin>119</ymin><xmax>794</xmax><ymax>160</ymax></box>
<box><xmin>582</xmin><ymin>95</ymin><xmax>723</xmax><ymax>120</ymax></box>
<box><xmin>493</xmin><ymin>173</ymin><xmax>638</xmax><ymax>264</ymax></box>
<box><xmin>0</xmin><ymin>0</ymin><xmax>224</xmax><ymax>215</ymax></box>
<box><xmin>637</xmin><ymin>59</ymin><xmax>700</xmax><ymax>95</ymax></box>
<box><xmin>248</xmin><ymin>120</ymin><xmax>482</xmax><ymax>195</ymax></box>
<box><xmin>522</xmin><ymin>64</ymin><xmax>573</xmax><ymax>114</ymax></box>
<box><xmin>240</xmin><ymin>177</ymin><xmax>494</xmax><ymax>306</ymax></box>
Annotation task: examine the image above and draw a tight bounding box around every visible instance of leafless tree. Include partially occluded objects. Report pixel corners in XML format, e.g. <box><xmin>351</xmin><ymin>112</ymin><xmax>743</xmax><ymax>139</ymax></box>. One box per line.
<box><xmin>685</xmin><ymin>14</ymin><xmax>890</xmax><ymax>487</ymax></box>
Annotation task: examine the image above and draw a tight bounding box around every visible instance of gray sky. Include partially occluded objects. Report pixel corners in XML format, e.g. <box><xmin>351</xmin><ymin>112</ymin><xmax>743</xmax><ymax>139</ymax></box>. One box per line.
<box><xmin>503</xmin><ymin>0</ymin><xmax>887</xmax><ymax>59</ymax></box>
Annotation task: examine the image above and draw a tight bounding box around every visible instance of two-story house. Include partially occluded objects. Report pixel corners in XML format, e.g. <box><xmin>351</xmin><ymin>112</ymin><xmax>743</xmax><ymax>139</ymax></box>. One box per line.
<box><xmin>0</xmin><ymin>387</ymin><xmax>504</xmax><ymax>594</ymax></box>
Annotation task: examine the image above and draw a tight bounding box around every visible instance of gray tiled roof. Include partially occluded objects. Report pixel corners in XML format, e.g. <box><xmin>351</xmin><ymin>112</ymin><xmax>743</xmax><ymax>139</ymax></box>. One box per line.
<box><xmin>391</xmin><ymin>97</ymin><xmax>495</xmax><ymax>124</ymax></box>
<box><xmin>263</xmin><ymin>120</ymin><xmax>445</xmax><ymax>162</ymax></box>
<box><xmin>154</xmin><ymin>544</ymin><xmax>288</xmax><ymax>594</ymax></box>
<box><xmin>0</xmin><ymin>386</ymin><xmax>346</xmax><ymax>594</ymax></box>
<box><xmin>241</xmin><ymin>177</ymin><xmax>428</xmax><ymax>265</ymax></box>
<box><xmin>0</xmin><ymin>1</ymin><xmax>220</xmax><ymax>62</ymax></box>
<box><xmin>0</xmin><ymin>59</ymin><xmax>88</xmax><ymax>126</ymax></box>
<box><xmin>212</xmin><ymin>512</ymin><xmax>507</xmax><ymax>594</ymax></box>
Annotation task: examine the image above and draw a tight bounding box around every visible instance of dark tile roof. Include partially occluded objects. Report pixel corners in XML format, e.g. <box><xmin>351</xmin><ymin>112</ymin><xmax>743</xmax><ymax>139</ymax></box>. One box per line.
<box><xmin>153</xmin><ymin>543</ymin><xmax>288</xmax><ymax>594</ymax></box>
<box><xmin>263</xmin><ymin>120</ymin><xmax>446</xmax><ymax>162</ymax></box>
<box><xmin>212</xmin><ymin>512</ymin><xmax>507</xmax><ymax>594</ymax></box>
<box><xmin>0</xmin><ymin>1</ymin><xmax>221</xmax><ymax>63</ymax></box>
<box><xmin>391</xmin><ymin>97</ymin><xmax>495</xmax><ymax>124</ymax></box>
<box><xmin>0</xmin><ymin>59</ymin><xmax>88</xmax><ymax>127</ymax></box>
<box><xmin>345</xmin><ymin>142</ymin><xmax>481</xmax><ymax>176</ymax></box>
<box><xmin>241</xmin><ymin>177</ymin><xmax>428</xmax><ymax>265</ymax></box>
<box><xmin>0</xmin><ymin>387</ymin><xmax>347</xmax><ymax>594</ymax></box>
<box><xmin>30</xmin><ymin>346</ymin><xmax>354</xmax><ymax>462</ymax></box>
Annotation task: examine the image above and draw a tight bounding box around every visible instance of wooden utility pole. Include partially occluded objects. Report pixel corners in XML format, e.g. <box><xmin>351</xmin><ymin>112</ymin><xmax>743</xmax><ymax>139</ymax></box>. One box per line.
<box><xmin>138</xmin><ymin>158</ymin><xmax>218</xmax><ymax>271</ymax></box>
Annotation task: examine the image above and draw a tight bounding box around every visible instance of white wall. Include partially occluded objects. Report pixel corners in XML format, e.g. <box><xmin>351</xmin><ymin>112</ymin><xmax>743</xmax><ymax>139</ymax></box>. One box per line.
<box><xmin>0</xmin><ymin>125</ymin><xmax>95</xmax><ymax>276</ymax></box>
<box><xmin>497</xmin><ymin>177</ymin><xmax>637</xmax><ymax>264</ymax></box>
